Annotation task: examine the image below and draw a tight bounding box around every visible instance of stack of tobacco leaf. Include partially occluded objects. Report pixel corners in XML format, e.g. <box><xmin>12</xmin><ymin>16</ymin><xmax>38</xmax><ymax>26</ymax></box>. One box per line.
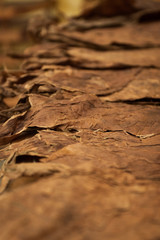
<box><xmin>0</xmin><ymin>0</ymin><xmax>160</xmax><ymax>239</ymax></box>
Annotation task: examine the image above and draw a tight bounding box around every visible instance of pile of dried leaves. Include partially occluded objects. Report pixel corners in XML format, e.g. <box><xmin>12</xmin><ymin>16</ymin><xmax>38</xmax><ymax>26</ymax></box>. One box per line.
<box><xmin>0</xmin><ymin>0</ymin><xmax>160</xmax><ymax>239</ymax></box>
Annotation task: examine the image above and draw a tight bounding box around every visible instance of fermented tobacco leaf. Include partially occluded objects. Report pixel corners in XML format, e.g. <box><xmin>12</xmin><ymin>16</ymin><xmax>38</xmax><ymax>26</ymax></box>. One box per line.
<box><xmin>101</xmin><ymin>68</ymin><xmax>160</xmax><ymax>101</ymax></box>
<box><xmin>67</xmin><ymin>47</ymin><xmax>160</xmax><ymax>69</ymax></box>
<box><xmin>79</xmin><ymin>0</ymin><xmax>136</xmax><ymax>18</ymax></box>
<box><xmin>0</xmin><ymin>164</ymin><xmax>160</xmax><ymax>240</ymax></box>
<box><xmin>46</xmin><ymin>21</ymin><xmax>160</xmax><ymax>48</ymax></box>
<box><xmin>0</xmin><ymin>1</ymin><xmax>160</xmax><ymax>240</ymax></box>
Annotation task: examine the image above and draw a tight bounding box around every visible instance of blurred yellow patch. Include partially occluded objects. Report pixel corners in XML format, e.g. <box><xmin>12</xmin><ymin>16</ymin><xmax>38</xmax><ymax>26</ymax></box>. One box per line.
<box><xmin>58</xmin><ymin>0</ymin><xmax>83</xmax><ymax>16</ymax></box>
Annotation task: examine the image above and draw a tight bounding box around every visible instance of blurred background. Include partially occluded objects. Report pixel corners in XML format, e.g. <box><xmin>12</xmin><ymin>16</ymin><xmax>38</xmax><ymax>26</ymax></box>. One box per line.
<box><xmin>1</xmin><ymin>0</ymin><xmax>160</xmax><ymax>69</ymax></box>
<box><xmin>0</xmin><ymin>0</ymin><xmax>83</xmax><ymax>69</ymax></box>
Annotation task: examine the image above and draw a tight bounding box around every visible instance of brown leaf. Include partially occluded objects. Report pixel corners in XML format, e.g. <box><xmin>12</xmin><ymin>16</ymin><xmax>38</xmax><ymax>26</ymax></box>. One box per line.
<box><xmin>24</xmin><ymin>67</ymin><xmax>138</xmax><ymax>96</ymax></box>
<box><xmin>80</xmin><ymin>0</ymin><xmax>135</xmax><ymax>18</ymax></box>
<box><xmin>0</xmin><ymin>3</ymin><xmax>160</xmax><ymax>239</ymax></box>
<box><xmin>61</xmin><ymin>21</ymin><xmax>160</xmax><ymax>48</ymax></box>
<box><xmin>0</xmin><ymin>164</ymin><xmax>159</xmax><ymax>240</ymax></box>
<box><xmin>68</xmin><ymin>47</ymin><xmax>160</xmax><ymax>69</ymax></box>
<box><xmin>0</xmin><ymin>162</ymin><xmax>70</xmax><ymax>194</ymax></box>
<box><xmin>1</xmin><ymin>94</ymin><xmax>159</xmax><ymax>146</ymax></box>
<box><xmin>0</xmin><ymin>130</ymin><xmax>78</xmax><ymax>162</ymax></box>
<box><xmin>102</xmin><ymin>69</ymin><xmax>160</xmax><ymax>101</ymax></box>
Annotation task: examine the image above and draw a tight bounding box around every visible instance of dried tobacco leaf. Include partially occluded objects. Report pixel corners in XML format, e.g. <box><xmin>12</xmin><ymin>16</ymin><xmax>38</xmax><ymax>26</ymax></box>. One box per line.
<box><xmin>0</xmin><ymin>1</ymin><xmax>160</xmax><ymax>239</ymax></box>
<box><xmin>22</xmin><ymin>67</ymin><xmax>139</xmax><ymax>96</ymax></box>
<box><xmin>0</xmin><ymin>164</ymin><xmax>160</xmax><ymax>240</ymax></box>
<box><xmin>0</xmin><ymin>94</ymin><xmax>159</xmax><ymax>147</ymax></box>
<box><xmin>101</xmin><ymin>69</ymin><xmax>160</xmax><ymax>101</ymax></box>
<box><xmin>60</xmin><ymin>21</ymin><xmax>160</xmax><ymax>48</ymax></box>
<box><xmin>135</xmin><ymin>0</ymin><xmax>160</xmax><ymax>10</ymax></box>
<box><xmin>67</xmin><ymin>47</ymin><xmax>160</xmax><ymax>69</ymax></box>
<box><xmin>44</xmin><ymin>139</ymin><xmax>160</xmax><ymax>179</ymax></box>
<box><xmin>80</xmin><ymin>0</ymin><xmax>136</xmax><ymax>18</ymax></box>
<box><xmin>0</xmin><ymin>130</ymin><xmax>78</xmax><ymax>162</ymax></box>
<box><xmin>0</xmin><ymin>161</ymin><xmax>70</xmax><ymax>194</ymax></box>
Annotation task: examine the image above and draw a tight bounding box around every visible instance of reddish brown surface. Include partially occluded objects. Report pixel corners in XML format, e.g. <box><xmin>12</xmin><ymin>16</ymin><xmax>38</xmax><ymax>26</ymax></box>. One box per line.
<box><xmin>0</xmin><ymin>1</ymin><xmax>160</xmax><ymax>239</ymax></box>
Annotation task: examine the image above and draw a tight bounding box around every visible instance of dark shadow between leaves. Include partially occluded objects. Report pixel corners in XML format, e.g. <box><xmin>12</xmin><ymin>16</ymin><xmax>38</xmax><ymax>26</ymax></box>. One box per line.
<box><xmin>15</xmin><ymin>155</ymin><xmax>41</xmax><ymax>164</ymax></box>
